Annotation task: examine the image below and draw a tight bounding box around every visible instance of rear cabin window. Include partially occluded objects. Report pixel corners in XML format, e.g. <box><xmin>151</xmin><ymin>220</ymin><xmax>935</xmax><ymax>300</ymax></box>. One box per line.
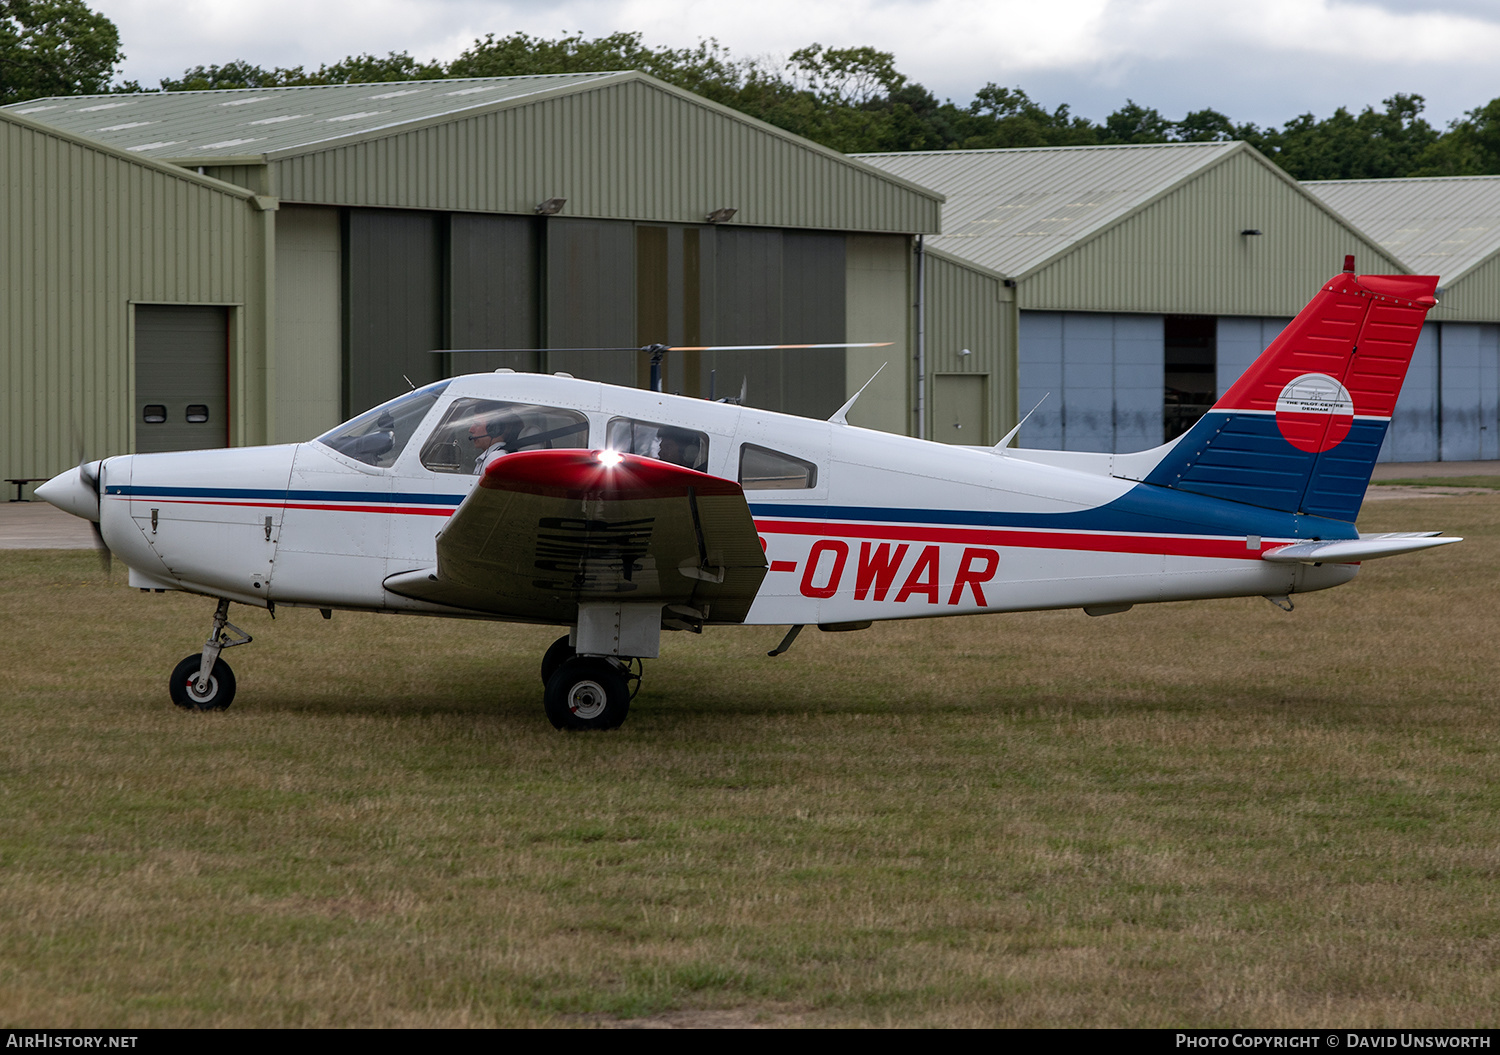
<box><xmin>421</xmin><ymin>398</ymin><xmax>590</xmax><ymax>474</ymax></box>
<box><xmin>606</xmin><ymin>418</ymin><xmax>710</xmax><ymax>472</ymax></box>
<box><xmin>739</xmin><ymin>444</ymin><xmax>818</xmax><ymax>490</ymax></box>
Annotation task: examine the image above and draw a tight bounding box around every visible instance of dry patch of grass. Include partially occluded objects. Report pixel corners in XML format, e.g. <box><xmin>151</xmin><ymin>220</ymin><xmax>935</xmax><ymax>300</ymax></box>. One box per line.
<box><xmin>1374</xmin><ymin>476</ymin><xmax>1500</xmax><ymax>490</ymax></box>
<box><xmin>0</xmin><ymin>496</ymin><xmax>1497</xmax><ymax>1027</ymax></box>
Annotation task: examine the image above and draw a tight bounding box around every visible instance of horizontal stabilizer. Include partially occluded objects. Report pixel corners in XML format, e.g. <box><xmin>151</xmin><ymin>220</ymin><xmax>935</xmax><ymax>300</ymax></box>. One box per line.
<box><xmin>1261</xmin><ymin>532</ymin><xmax>1461</xmax><ymax>564</ymax></box>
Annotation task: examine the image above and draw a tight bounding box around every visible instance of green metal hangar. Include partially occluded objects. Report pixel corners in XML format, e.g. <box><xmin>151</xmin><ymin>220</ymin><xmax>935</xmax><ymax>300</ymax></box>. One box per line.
<box><xmin>858</xmin><ymin>143</ymin><xmax>1405</xmax><ymax>454</ymax></box>
<box><xmin>1</xmin><ymin>109</ymin><xmax>269</xmax><ymax>474</ymax></box>
<box><xmin>1305</xmin><ymin>176</ymin><xmax>1500</xmax><ymax>462</ymax></box>
<box><xmin>5</xmin><ymin>72</ymin><xmax>1010</xmax><ymax>478</ymax></box>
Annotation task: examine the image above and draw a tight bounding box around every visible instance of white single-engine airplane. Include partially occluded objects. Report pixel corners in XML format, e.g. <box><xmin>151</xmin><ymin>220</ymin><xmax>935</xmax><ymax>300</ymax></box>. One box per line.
<box><xmin>38</xmin><ymin>263</ymin><xmax>1460</xmax><ymax>729</ymax></box>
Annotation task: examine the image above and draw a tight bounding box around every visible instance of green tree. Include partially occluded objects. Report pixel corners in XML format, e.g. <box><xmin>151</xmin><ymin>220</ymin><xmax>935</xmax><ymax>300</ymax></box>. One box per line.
<box><xmin>159</xmin><ymin>59</ymin><xmax>293</xmax><ymax>91</ymax></box>
<box><xmin>0</xmin><ymin>0</ymin><xmax>121</xmax><ymax>102</ymax></box>
<box><xmin>954</xmin><ymin>84</ymin><xmax>1100</xmax><ymax>148</ymax></box>
<box><xmin>1101</xmin><ymin>99</ymin><xmax>1172</xmax><ymax>144</ymax></box>
<box><xmin>1174</xmin><ymin>108</ymin><xmax>1239</xmax><ymax>142</ymax></box>
<box><xmin>1410</xmin><ymin>97</ymin><xmax>1500</xmax><ymax>176</ymax></box>
<box><xmin>1258</xmin><ymin>94</ymin><xmax>1440</xmax><ymax>180</ymax></box>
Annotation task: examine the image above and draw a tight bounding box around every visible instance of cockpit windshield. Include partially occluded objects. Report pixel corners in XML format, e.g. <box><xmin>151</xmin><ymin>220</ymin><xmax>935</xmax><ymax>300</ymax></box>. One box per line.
<box><xmin>315</xmin><ymin>382</ymin><xmax>450</xmax><ymax>467</ymax></box>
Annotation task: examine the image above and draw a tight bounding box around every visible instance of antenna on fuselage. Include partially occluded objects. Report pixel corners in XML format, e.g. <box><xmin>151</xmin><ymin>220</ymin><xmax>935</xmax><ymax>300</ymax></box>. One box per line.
<box><xmin>828</xmin><ymin>363</ymin><xmax>887</xmax><ymax>425</ymax></box>
<box><xmin>994</xmin><ymin>393</ymin><xmax>1049</xmax><ymax>454</ymax></box>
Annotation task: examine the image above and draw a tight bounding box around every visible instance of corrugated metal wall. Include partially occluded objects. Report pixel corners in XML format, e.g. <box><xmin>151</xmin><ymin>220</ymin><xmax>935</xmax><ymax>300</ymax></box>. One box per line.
<box><xmin>274</xmin><ymin>205</ymin><xmax>342</xmax><ymax>442</ymax></box>
<box><xmin>269</xmin><ymin>77</ymin><xmax>941</xmax><ymax>235</ymax></box>
<box><xmin>923</xmin><ymin>250</ymin><xmax>1015</xmax><ymax>445</ymax></box>
<box><xmin>1437</xmin><ymin>252</ymin><xmax>1500</xmax><ymax>323</ymax></box>
<box><xmin>1019</xmin><ymin>151</ymin><xmax>1404</xmax><ymax>316</ymax></box>
<box><xmin>844</xmin><ymin>234</ymin><xmax>912</xmax><ymax>436</ymax></box>
<box><xmin>1</xmin><ymin>113</ymin><xmax>264</xmax><ymax>478</ymax></box>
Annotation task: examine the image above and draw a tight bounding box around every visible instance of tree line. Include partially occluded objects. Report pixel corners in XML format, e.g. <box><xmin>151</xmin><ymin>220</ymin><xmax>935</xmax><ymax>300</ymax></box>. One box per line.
<box><xmin>7</xmin><ymin>0</ymin><xmax>1500</xmax><ymax>181</ymax></box>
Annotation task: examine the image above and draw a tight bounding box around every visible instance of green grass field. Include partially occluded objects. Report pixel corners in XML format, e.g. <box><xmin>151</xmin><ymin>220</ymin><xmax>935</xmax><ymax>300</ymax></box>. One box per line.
<box><xmin>1</xmin><ymin>495</ymin><xmax>1497</xmax><ymax>1027</ymax></box>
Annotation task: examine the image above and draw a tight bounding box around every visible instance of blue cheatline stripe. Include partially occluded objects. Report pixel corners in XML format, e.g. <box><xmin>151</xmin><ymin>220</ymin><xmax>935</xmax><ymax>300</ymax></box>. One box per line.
<box><xmin>751</xmin><ymin>478</ymin><xmax>1358</xmax><ymax>541</ymax></box>
<box><xmin>106</xmin><ymin>485</ymin><xmax>466</xmax><ymax>506</ymax></box>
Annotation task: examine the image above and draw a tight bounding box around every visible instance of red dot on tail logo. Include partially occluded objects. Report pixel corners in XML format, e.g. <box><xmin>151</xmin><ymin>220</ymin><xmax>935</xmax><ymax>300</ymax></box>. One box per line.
<box><xmin>1275</xmin><ymin>373</ymin><xmax>1353</xmax><ymax>453</ymax></box>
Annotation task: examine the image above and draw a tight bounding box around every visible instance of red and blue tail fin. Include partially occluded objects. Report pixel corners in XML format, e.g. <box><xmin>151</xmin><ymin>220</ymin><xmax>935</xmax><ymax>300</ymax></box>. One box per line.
<box><xmin>1143</xmin><ymin>264</ymin><xmax>1439</xmax><ymax>522</ymax></box>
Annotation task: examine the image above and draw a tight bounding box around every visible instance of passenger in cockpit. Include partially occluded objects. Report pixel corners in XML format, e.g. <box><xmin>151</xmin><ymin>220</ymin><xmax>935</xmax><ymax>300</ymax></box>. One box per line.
<box><xmin>655</xmin><ymin>427</ymin><xmax>701</xmax><ymax>470</ymax></box>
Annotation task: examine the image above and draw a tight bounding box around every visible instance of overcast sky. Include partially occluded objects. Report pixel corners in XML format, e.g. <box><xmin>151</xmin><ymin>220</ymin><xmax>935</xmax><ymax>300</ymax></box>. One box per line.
<box><xmin>92</xmin><ymin>0</ymin><xmax>1500</xmax><ymax>129</ymax></box>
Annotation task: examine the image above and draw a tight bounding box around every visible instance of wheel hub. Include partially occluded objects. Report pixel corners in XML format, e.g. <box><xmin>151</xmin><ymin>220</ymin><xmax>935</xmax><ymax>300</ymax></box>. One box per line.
<box><xmin>568</xmin><ymin>679</ymin><xmax>608</xmax><ymax>720</ymax></box>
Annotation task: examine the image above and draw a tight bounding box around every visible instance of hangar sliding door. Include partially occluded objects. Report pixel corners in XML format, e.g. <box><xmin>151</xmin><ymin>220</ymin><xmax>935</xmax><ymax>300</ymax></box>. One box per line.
<box><xmin>134</xmin><ymin>305</ymin><xmax>229</xmax><ymax>453</ymax></box>
<box><xmin>544</xmin><ymin>218</ymin><xmax>636</xmax><ymax>385</ymax></box>
<box><xmin>706</xmin><ymin>228</ymin><xmax>847</xmax><ymax>418</ymax></box>
<box><xmin>344</xmin><ymin>209</ymin><xmax>443</xmax><ymax>417</ymax></box>
<box><xmin>449</xmin><ymin>213</ymin><xmax>540</xmax><ymax>376</ymax></box>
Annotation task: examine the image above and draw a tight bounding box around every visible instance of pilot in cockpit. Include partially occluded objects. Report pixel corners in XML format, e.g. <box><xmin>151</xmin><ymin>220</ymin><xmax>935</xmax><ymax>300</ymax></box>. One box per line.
<box><xmin>470</xmin><ymin>412</ymin><xmax>526</xmax><ymax>474</ymax></box>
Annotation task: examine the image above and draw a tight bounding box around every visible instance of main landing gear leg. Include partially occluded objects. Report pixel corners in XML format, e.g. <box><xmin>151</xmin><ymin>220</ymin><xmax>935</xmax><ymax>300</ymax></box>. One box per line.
<box><xmin>168</xmin><ymin>598</ymin><xmax>252</xmax><ymax>711</ymax></box>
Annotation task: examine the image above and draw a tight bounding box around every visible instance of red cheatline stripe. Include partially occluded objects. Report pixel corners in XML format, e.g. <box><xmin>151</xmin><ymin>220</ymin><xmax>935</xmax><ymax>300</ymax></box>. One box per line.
<box><xmin>755</xmin><ymin>518</ymin><xmax>1275</xmax><ymax>561</ymax></box>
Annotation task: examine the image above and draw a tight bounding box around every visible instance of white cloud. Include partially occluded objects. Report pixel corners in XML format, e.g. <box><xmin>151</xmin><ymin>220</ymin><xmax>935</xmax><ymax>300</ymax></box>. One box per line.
<box><xmin>91</xmin><ymin>0</ymin><xmax>1500</xmax><ymax>125</ymax></box>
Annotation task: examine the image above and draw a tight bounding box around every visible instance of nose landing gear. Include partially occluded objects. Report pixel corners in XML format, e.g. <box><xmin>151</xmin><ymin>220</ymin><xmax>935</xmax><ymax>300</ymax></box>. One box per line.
<box><xmin>169</xmin><ymin>598</ymin><xmax>252</xmax><ymax>711</ymax></box>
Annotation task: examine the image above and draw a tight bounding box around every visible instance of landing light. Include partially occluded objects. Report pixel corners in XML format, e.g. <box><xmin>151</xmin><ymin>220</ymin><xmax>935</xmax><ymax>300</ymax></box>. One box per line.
<box><xmin>598</xmin><ymin>450</ymin><xmax>623</xmax><ymax>467</ymax></box>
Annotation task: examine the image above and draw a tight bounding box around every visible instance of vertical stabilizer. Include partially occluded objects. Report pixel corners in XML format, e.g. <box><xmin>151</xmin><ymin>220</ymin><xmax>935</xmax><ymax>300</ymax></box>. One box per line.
<box><xmin>1144</xmin><ymin>269</ymin><xmax>1439</xmax><ymax>521</ymax></box>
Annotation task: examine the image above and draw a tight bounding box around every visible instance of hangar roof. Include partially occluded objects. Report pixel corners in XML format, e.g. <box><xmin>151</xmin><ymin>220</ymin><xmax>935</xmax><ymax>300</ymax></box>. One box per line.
<box><xmin>6</xmin><ymin>73</ymin><xmax>942</xmax><ymax>235</ymax></box>
<box><xmin>856</xmin><ymin>142</ymin><xmax>1241</xmax><ymax>277</ymax></box>
<box><xmin>3</xmin><ymin>73</ymin><xmax>620</xmax><ymax>160</ymax></box>
<box><xmin>1302</xmin><ymin>175</ymin><xmax>1500</xmax><ymax>285</ymax></box>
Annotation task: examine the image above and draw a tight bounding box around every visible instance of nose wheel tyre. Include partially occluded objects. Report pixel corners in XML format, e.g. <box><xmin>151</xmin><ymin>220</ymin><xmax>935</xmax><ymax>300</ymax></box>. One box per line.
<box><xmin>544</xmin><ymin>657</ymin><xmax>629</xmax><ymax>731</ymax></box>
<box><xmin>540</xmin><ymin>635</ymin><xmax>576</xmax><ymax>685</ymax></box>
<box><xmin>169</xmin><ymin>653</ymin><xmax>237</xmax><ymax>711</ymax></box>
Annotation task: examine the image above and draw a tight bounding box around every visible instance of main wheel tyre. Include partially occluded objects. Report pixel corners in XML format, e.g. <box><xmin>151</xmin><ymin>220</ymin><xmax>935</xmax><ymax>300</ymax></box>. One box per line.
<box><xmin>543</xmin><ymin>657</ymin><xmax>630</xmax><ymax>731</ymax></box>
<box><xmin>169</xmin><ymin>653</ymin><xmax>236</xmax><ymax>711</ymax></box>
<box><xmin>540</xmin><ymin>635</ymin><xmax>576</xmax><ymax>685</ymax></box>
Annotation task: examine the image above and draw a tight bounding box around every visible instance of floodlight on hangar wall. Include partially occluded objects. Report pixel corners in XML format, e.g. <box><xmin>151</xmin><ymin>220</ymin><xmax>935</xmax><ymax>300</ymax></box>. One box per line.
<box><xmin>706</xmin><ymin>207</ymin><xmax>737</xmax><ymax>224</ymax></box>
<box><xmin>535</xmin><ymin>198</ymin><xmax>567</xmax><ymax>216</ymax></box>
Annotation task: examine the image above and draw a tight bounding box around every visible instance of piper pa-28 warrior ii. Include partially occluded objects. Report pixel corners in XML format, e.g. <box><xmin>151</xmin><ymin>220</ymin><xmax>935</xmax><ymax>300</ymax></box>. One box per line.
<box><xmin>38</xmin><ymin>262</ymin><xmax>1461</xmax><ymax>730</ymax></box>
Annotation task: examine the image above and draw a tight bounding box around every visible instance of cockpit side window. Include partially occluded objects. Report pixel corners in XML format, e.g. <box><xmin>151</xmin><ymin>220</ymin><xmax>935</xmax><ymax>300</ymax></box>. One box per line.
<box><xmin>316</xmin><ymin>382</ymin><xmax>450</xmax><ymax>467</ymax></box>
<box><xmin>739</xmin><ymin>444</ymin><xmax>818</xmax><ymax>490</ymax></box>
<box><xmin>606</xmin><ymin>417</ymin><xmax>710</xmax><ymax>472</ymax></box>
<box><xmin>420</xmin><ymin>398</ymin><xmax>590</xmax><ymax>474</ymax></box>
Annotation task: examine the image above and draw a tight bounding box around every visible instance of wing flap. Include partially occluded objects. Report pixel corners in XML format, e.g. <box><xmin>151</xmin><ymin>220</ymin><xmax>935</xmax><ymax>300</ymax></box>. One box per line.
<box><xmin>1261</xmin><ymin>532</ymin><xmax>1461</xmax><ymax>564</ymax></box>
<box><xmin>384</xmin><ymin>450</ymin><xmax>767</xmax><ymax>623</ymax></box>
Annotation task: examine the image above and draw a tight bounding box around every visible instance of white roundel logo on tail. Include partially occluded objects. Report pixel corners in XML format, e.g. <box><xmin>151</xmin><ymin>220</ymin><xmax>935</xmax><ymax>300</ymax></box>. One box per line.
<box><xmin>1275</xmin><ymin>373</ymin><xmax>1354</xmax><ymax>453</ymax></box>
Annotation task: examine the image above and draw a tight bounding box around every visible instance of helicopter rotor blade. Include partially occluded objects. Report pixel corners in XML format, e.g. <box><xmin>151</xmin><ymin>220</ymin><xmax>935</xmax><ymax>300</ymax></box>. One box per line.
<box><xmin>667</xmin><ymin>342</ymin><xmax>894</xmax><ymax>352</ymax></box>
